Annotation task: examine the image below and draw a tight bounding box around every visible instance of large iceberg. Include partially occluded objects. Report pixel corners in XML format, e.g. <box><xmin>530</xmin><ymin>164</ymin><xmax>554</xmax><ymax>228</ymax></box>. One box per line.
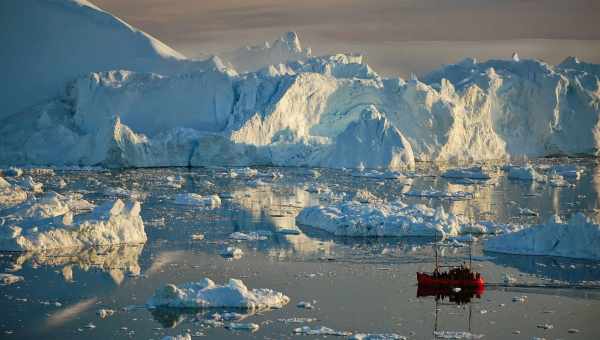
<box><xmin>0</xmin><ymin>197</ymin><xmax>146</xmax><ymax>252</ymax></box>
<box><xmin>484</xmin><ymin>213</ymin><xmax>600</xmax><ymax>260</ymax></box>
<box><xmin>1</xmin><ymin>0</ymin><xmax>599</xmax><ymax>170</ymax></box>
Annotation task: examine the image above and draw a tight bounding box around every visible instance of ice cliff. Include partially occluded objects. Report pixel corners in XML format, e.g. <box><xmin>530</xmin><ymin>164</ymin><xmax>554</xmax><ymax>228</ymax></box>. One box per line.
<box><xmin>1</xmin><ymin>0</ymin><xmax>599</xmax><ymax>170</ymax></box>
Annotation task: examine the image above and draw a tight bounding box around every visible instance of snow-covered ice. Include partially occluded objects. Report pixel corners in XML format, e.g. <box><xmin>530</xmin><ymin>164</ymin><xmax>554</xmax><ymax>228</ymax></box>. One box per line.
<box><xmin>297</xmin><ymin>200</ymin><xmax>467</xmax><ymax>238</ymax></box>
<box><xmin>147</xmin><ymin>278</ymin><xmax>290</xmax><ymax>310</ymax></box>
<box><xmin>484</xmin><ymin>213</ymin><xmax>600</xmax><ymax>260</ymax></box>
<box><xmin>174</xmin><ymin>194</ymin><xmax>221</xmax><ymax>208</ymax></box>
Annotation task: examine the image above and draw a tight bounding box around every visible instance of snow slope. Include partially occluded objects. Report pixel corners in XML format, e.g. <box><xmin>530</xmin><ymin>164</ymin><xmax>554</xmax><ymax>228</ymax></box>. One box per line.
<box><xmin>0</xmin><ymin>0</ymin><xmax>220</xmax><ymax>120</ymax></box>
<box><xmin>1</xmin><ymin>0</ymin><xmax>599</xmax><ymax>170</ymax></box>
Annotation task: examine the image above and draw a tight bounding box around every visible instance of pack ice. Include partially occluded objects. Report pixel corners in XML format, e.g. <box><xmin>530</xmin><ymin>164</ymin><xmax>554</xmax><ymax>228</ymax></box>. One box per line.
<box><xmin>1</xmin><ymin>0</ymin><xmax>600</xmax><ymax>170</ymax></box>
<box><xmin>147</xmin><ymin>278</ymin><xmax>290</xmax><ymax>310</ymax></box>
<box><xmin>0</xmin><ymin>193</ymin><xmax>146</xmax><ymax>252</ymax></box>
<box><xmin>484</xmin><ymin>213</ymin><xmax>600</xmax><ymax>260</ymax></box>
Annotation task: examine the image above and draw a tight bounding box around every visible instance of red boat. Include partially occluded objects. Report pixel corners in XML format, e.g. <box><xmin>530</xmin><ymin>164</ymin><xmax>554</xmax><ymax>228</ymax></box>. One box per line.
<box><xmin>417</xmin><ymin>240</ymin><xmax>485</xmax><ymax>288</ymax></box>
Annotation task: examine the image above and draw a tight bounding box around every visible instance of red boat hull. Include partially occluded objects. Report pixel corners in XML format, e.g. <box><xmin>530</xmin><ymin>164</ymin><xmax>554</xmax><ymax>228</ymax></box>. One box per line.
<box><xmin>417</xmin><ymin>272</ymin><xmax>484</xmax><ymax>287</ymax></box>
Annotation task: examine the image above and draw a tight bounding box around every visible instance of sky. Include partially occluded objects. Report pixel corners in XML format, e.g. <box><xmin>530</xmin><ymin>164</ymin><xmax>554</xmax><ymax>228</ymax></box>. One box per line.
<box><xmin>93</xmin><ymin>0</ymin><xmax>600</xmax><ymax>77</ymax></box>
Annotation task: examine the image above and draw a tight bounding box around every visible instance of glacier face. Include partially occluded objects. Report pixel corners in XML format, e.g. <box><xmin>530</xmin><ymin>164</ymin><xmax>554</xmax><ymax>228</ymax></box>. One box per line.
<box><xmin>1</xmin><ymin>0</ymin><xmax>599</xmax><ymax>170</ymax></box>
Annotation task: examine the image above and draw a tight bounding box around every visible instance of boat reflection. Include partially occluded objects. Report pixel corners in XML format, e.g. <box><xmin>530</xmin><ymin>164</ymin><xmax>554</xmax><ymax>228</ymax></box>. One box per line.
<box><xmin>416</xmin><ymin>285</ymin><xmax>485</xmax><ymax>305</ymax></box>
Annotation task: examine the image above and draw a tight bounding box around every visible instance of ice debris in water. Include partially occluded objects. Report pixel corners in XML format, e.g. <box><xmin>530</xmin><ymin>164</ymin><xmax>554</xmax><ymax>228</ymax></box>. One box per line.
<box><xmin>174</xmin><ymin>193</ymin><xmax>221</xmax><ymax>208</ymax></box>
<box><xmin>350</xmin><ymin>334</ymin><xmax>407</xmax><ymax>340</ymax></box>
<box><xmin>0</xmin><ymin>273</ymin><xmax>24</xmax><ymax>285</ymax></box>
<box><xmin>147</xmin><ymin>278</ymin><xmax>290</xmax><ymax>309</ymax></box>
<box><xmin>442</xmin><ymin>166</ymin><xmax>493</xmax><ymax>180</ymax></box>
<box><xmin>404</xmin><ymin>188</ymin><xmax>473</xmax><ymax>200</ymax></box>
<box><xmin>484</xmin><ymin>213</ymin><xmax>600</xmax><ymax>260</ymax></box>
<box><xmin>296</xmin><ymin>300</ymin><xmax>315</xmax><ymax>309</ymax></box>
<box><xmin>191</xmin><ymin>233</ymin><xmax>205</xmax><ymax>241</ymax></box>
<box><xmin>221</xmin><ymin>246</ymin><xmax>243</xmax><ymax>259</ymax></box>
<box><xmin>293</xmin><ymin>326</ymin><xmax>352</xmax><ymax>336</ymax></box>
<box><xmin>18</xmin><ymin>176</ymin><xmax>43</xmax><ymax>193</ymax></box>
<box><xmin>229</xmin><ymin>231</ymin><xmax>271</xmax><ymax>241</ymax></box>
<box><xmin>97</xmin><ymin>309</ymin><xmax>115</xmax><ymax>319</ymax></box>
<box><xmin>225</xmin><ymin>322</ymin><xmax>260</xmax><ymax>332</ymax></box>
<box><xmin>512</xmin><ymin>295</ymin><xmax>528</xmax><ymax>303</ymax></box>
<box><xmin>165</xmin><ymin>175</ymin><xmax>185</xmax><ymax>188</ymax></box>
<box><xmin>297</xmin><ymin>200</ymin><xmax>468</xmax><ymax>238</ymax></box>
<box><xmin>433</xmin><ymin>331</ymin><xmax>484</xmax><ymax>339</ymax></box>
<box><xmin>505</xmin><ymin>164</ymin><xmax>547</xmax><ymax>182</ymax></box>
<box><xmin>161</xmin><ymin>334</ymin><xmax>191</xmax><ymax>340</ymax></box>
<box><xmin>2</xmin><ymin>167</ymin><xmax>23</xmax><ymax>177</ymax></box>
<box><xmin>0</xmin><ymin>199</ymin><xmax>146</xmax><ymax>252</ymax></box>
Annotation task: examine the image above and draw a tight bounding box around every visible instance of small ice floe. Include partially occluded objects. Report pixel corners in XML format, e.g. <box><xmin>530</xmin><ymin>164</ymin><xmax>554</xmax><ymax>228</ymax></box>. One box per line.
<box><xmin>225</xmin><ymin>322</ymin><xmax>259</xmax><ymax>332</ymax></box>
<box><xmin>293</xmin><ymin>326</ymin><xmax>352</xmax><ymax>336</ymax></box>
<box><xmin>161</xmin><ymin>334</ymin><xmax>191</xmax><ymax>340</ymax></box>
<box><xmin>3</xmin><ymin>167</ymin><xmax>23</xmax><ymax>177</ymax></box>
<box><xmin>229</xmin><ymin>231</ymin><xmax>271</xmax><ymax>241</ymax></box>
<box><xmin>511</xmin><ymin>295</ymin><xmax>528</xmax><ymax>303</ymax></box>
<box><xmin>484</xmin><ymin>213</ymin><xmax>600</xmax><ymax>260</ymax></box>
<box><xmin>305</xmin><ymin>183</ymin><xmax>330</xmax><ymax>194</ymax></box>
<box><xmin>548</xmin><ymin>172</ymin><xmax>574</xmax><ymax>187</ymax></box>
<box><xmin>278</xmin><ymin>317</ymin><xmax>317</xmax><ymax>324</ymax></box>
<box><xmin>0</xmin><ymin>176</ymin><xmax>28</xmax><ymax>207</ymax></box>
<box><xmin>103</xmin><ymin>187</ymin><xmax>146</xmax><ymax>201</ymax></box>
<box><xmin>432</xmin><ymin>331</ymin><xmax>484</xmax><ymax>339</ymax></box>
<box><xmin>174</xmin><ymin>193</ymin><xmax>221</xmax><ymax>208</ymax></box>
<box><xmin>84</xmin><ymin>322</ymin><xmax>96</xmax><ymax>329</ymax></box>
<box><xmin>191</xmin><ymin>233</ymin><xmax>205</xmax><ymax>241</ymax></box>
<box><xmin>404</xmin><ymin>188</ymin><xmax>473</xmax><ymax>200</ymax></box>
<box><xmin>536</xmin><ymin>323</ymin><xmax>554</xmax><ymax>330</ymax></box>
<box><xmin>517</xmin><ymin>207</ymin><xmax>539</xmax><ymax>216</ymax></box>
<box><xmin>97</xmin><ymin>309</ymin><xmax>115</xmax><ymax>319</ymax></box>
<box><xmin>502</xmin><ymin>273</ymin><xmax>517</xmax><ymax>284</ymax></box>
<box><xmin>275</xmin><ymin>227</ymin><xmax>301</xmax><ymax>235</ymax></box>
<box><xmin>567</xmin><ymin>328</ymin><xmax>580</xmax><ymax>333</ymax></box>
<box><xmin>0</xmin><ymin>199</ymin><xmax>146</xmax><ymax>252</ymax></box>
<box><xmin>0</xmin><ymin>273</ymin><xmax>24</xmax><ymax>285</ymax></box>
<box><xmin>221</xmin><ymin>247</ymin><xmax>243</xmax><ymax>259</ymax></box>
<box><xmin>551</xmin><ymin>164</ymin><xmax>583</xmax><ymax>180</ymax></box>
<box><xmin>147</xmin><ymin>278</ymin><xmax>290</xmax><ymax>310</ymax></box>
<box><xmin>225</xmin><ymin>167</ymin><xmax>258</xmax><ymax>178</ymax></box>
<box><xmin>19</xmin><ymin>176</ymin><xmax>43</xmax><ymax>193</ymax></box>
<box><xmin>352</xmin><ymin>189</ymin><xmax>381</xmax><ymax>204</ymax></box>
<box><xmin>248</xmin><ymin>179</ymin><xmax>268</xmax><ymax>187</ymax></box>
<box><xmin>165</xmin><ymin>175</ymin><xmax>185</xmax><ymax>188</ymax></box>
<box><xmin>296</xmin><ymin>301</ymin><xmax>316</xmax><ymax>309</ymax></box>
<box><xmin>506</xmin><ymin>164</ymin><xmax>546</xmax><ymax>182</ymax></box>
<box><xmin>28</xmin><ymin>168</ymin><xmax>55</xmax><ymax>176</ymax></box>
<box><xmin>350</xmin><ymin>333</ymin><xmax>407</xmax><ymax>340</ymax></box>
<box><xmin>442</xmin><ymin>166</ymin><xmax>493</xmax><ymax>180</ymax></box>
<box><xmin>297</xmin><ymin>200</ymin><xmax>467</xmax><ymax>238</ymax></box>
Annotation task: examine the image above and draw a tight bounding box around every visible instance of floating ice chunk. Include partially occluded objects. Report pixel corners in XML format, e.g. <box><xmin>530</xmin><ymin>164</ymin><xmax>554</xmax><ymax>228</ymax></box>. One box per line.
<box><xmin>548</xmin><ymin>173</ymin><xmax>573</xmax><ymax>187</ymax></box>
<box><xmin>305</xmin><ymin>183</ymin><xmax>331</xmax><ymax>194</ymax></box>
<box><xmin>0</xmin><ymin>199</ymin><xmax>146</xmax><ymax>252</ymax></box>
<box><xmin>352</xmin><ymin>189</ymin><xmax>380</xmax><ymax>203</ymax></box>
<box><xmin>104</xmin><ymin>187</ymin><xmax>146</xmax><ymax>201</ymax></box>
<box><xmin>297</xmin><ymin>201</ymin><xmax>466</xmax><ymax>238</ymax></box>
<box><xmin>442</xmin><ymin>166</ymin><xmax>493</xmax><ymax>180</ymax></box>
<box><xmin>506</xmin><ymin>165</ymin><xmax>546</xmax><ymax>182</ymax></box>
<box><xmin>161</xmin><ymin>334</ymin><xmax>191</xmax><ymax>340</ymax></box>
<box><xmin>97</xmin><ymin>309</ymin><xmax>115</xmax><ymax>319</ymax></box>
<box><xmin>165</xmin><ymin>176</ymin><xmax>185</xmax><ymax>188</ymax></box>
<box><xmin>536</xmin><ymin>323</ymin><xmax>554</xmax><ymax>330</ymax></box>
<box><xmin>551</xmin><ymin>164</ymin><xmax>583</xmax><ymax>179</ymax></box>
<box><xmin>296</xmin><ymin>301</ymin><xmax>315</xmax><ymax>309</ymax></box>
<box><xmin>404</xmin><ymin>188</ymin><xmax>473</xmax><ymax>200</ymax></box>
<box><xmin>502</xmin><ymin>273</ymin><xmax>517</xmax><ymax>284</ymax></box>
<box><xmin>248</xmin><ymin>179</ymin><xmax>268</xmax><ymax>187</ymax></box>
<box><xmin>293</xmin><ymin>326</ymin><xmax>352</xmax><ymax>336</ymax></box>
<box><xmin>484</xmin><ymin>213</ymin><xmax>600</xmax><ymax>260</ymax></box>
<box><xmin>275</xmin><ymin>227</ymin><xmax>301</xmax><ymax>235</ymax></box>
<box><xmin>221</xmin><ymin>247</ymin><xmax>243</xmax><ymax>259</ymax></box>
<box><xmin>191</xmin><ymin>233</ymin><xmax>205</xmax><ymax>241</ymax></box>
<box><xmin>433</xmin><ymin>331</ymin><xmax>484</xmax><ymax>339</ymax></box>
<box><xmin>350</xmin><ymin>334</ymin><xmax>407</xmax><ymax>340</ymax></box>
<box><xmin>174</xmin><ymin>193</ymin><xmax>221</xmax><ymax>208</ymax></box>
<box><xmin>147</xmin><ymin>278</ymin><xmax>290</xmax><ymax>310</ymax></box>
<box><xmin>225</xmin><ymin>322</ymin><xmax>259</xmax><ymax>332</ymax></box>
<box><xmin>0</xmin><ymin>273</ymin><xmax>24</xmax><ymax>285</ymax></box>
<box><xmin>278</xmin><ymin>317</ymin><xmax>318</xmax><ymax>324</ymax></box>
<box><xmin>517</xmin><ymin>207</ymin><xmax>539</xmax><ymax>216</ymax></box>
<box><xmin>229</xmin><ymin>231</ymin><xmax>271</xmax><ymax>241</ymax></box>
<box><xmin>511</xmin><ymin>295</ymin><xmax>528</xmax><ymax>303</ymax></box>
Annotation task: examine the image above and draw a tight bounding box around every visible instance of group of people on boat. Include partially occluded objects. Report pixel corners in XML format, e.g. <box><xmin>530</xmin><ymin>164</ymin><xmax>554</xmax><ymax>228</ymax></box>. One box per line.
<box><xmin>432</xmin><ymin>265</ymin><xmax>480</xmax><ymax>281</ymax></box>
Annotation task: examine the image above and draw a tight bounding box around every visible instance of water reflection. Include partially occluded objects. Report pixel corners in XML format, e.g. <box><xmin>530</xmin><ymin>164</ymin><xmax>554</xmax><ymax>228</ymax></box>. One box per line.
<box><xmin>0</xmin><ymin>245</ymin><xmax>143</xmax><ymax>284</ymax></box>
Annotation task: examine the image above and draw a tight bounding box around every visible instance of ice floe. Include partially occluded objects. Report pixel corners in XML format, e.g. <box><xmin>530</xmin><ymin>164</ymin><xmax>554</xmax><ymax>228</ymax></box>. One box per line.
<box><xmin>174</xmin><ymin>193</ymin><xmax>221</xmax><ymax>208</ymax></box>
<box><xmin>229</xmin><ymin>231</ymin><xmax>271</xmax><ymax>241</ymax></box>
<box><xmin>484</xmin><ymin>213</ymin><xmax>600</xmax><ymax>260</ymax></box>
<box><xmin>147</xmin><ymin>278</ymin><xmax>290</xmax><ymax>309</ymax></box>
<box><xmin>505</xmin><ymin>165</ymin><xmax>547</xmax><ymax>182</ymax></box>
<box><xmin>442</xmin><ymin>166</ymin><xmax>493</xmax><ymax>180</ymax></box>
<box><xmin>293</xmin><ymin>326</ymin><xmax>352</xmax><ymax>336</ymax></box>
<box><xmin>0</xmin><ymin>273</ymin><xmax>24</xmax><ymax>285</ymax></box>
<box><xmin>221</xmin><ymin>247</ymin><xmax>243</xmax><ymax>259</ymax></box>
<box><xmin>433</xmin><ymin>331</ymin><xmax>484</xmax><ymax>339</ymax></box>
<box><xmin>404</xmin><ymin>188</ymin><xmax>473</xmax><ymax>200</ymax></box>
<box><xmin>350</xmin><ymin>334</ymin><xmax>407</xmax><ymax>340</ymax></box>
<box><xmin>0</xmin><ymin>176</ymin><xmax>28</xmax><ymax>207</ymax></box>
<box><xmin>297</xmin><ymin>200</ymin><xmax>467</xmax><ymax>238</ymax></box>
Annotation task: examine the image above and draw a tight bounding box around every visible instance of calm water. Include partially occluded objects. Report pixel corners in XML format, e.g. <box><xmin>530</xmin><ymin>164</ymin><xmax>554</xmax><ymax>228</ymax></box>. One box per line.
<box><xmin>1</xmin><ymin>160</ymin><xmax>600</xmax><ymax>340</ymax></box>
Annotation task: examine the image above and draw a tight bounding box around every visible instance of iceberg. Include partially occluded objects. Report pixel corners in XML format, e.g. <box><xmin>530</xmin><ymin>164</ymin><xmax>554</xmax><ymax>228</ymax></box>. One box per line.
<box><xmin>296</xmin><ymin>200</ymin><xmax>467</xmax><ymax>238</ymax></box>
<box><xmin>147</xmin><ymin>278</ymin><xmax>290</xmax><ymax>310</ymax></box>
<box><xmin>0</xmin><ymin>198</ymin><xmax>146</xmax><ymax>252</ymax></box>
<box><xmin>484</xmin><ymin>213</ymin><xmax>600</xmax><ymax>260</ymax></box>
